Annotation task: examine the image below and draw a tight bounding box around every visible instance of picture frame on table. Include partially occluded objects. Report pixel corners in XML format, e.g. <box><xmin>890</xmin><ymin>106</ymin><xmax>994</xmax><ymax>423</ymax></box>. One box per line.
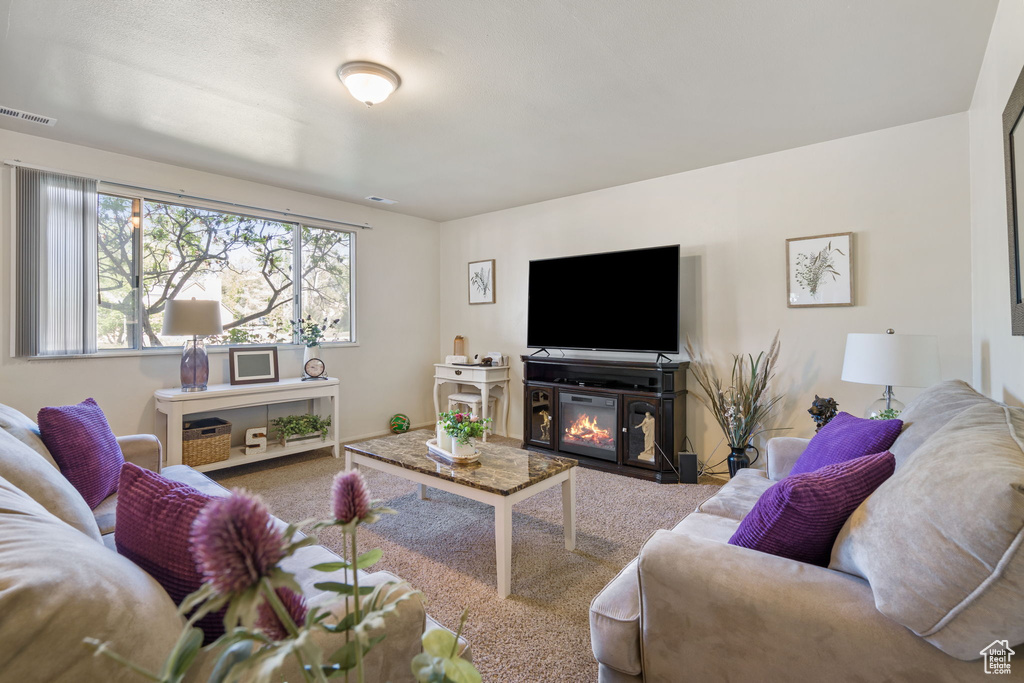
<box><xmin>468</xmin><ymin>259</ymin><xmax>496</xmax><ymax>304</ymax></box>
<box><xmin>786</xmin><ymin>232</ymin><xmax>854</xmax><ymax>308</ymax></box>
<box><xmin>228</xmin><ymin>346</ymin><xmax>280</xmax><ymax>385</ymax></box>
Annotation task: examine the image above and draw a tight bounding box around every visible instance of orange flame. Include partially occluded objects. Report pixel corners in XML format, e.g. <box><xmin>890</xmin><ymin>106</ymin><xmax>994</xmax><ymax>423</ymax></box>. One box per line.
<box><xmin>564</xmin><ymin>412</ymin><xmax>615</xmax><ymax>449</ymax></box>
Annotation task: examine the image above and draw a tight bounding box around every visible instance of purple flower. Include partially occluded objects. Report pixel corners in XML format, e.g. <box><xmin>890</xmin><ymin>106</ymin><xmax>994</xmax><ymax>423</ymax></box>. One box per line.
<box><xmin>190</xmin><ymin>490</ymin><xmax>286</xmax><ymax>595</ymax></box>
<box><xmin>332</xmin><ymin>470</ymin><xmax>370</xmax><ymax>524</ymax></box>
<box><xmin>255</xmin><ymin>587</ymin><xmax>308</xmax><ymax>641</ymax></box>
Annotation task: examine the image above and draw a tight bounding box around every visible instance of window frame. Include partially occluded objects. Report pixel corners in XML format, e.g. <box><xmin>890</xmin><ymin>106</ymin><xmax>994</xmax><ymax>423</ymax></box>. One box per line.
<box><xmin>87</xmin><ymin>185</ymin><xmax>357</xmax><ymax>357</ymax></box>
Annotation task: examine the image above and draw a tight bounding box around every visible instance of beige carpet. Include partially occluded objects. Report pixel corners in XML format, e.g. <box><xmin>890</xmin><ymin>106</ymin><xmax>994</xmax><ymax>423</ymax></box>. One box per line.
<box><xmin>211</xmin><ymin>434</ymin><xmax>722</xmax><ymax>682</ymax></box>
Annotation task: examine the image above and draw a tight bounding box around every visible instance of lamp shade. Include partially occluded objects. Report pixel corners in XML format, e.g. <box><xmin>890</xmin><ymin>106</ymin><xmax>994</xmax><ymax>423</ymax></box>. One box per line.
<box><xmin>841</xmin><ymin>333</ymin><xmax>940</xmax><ymax>388</ymax></box>
<box><xmin>162</xmin><ymin>299</ymin><xmax>223</xmax><ymax>336</ymax></box>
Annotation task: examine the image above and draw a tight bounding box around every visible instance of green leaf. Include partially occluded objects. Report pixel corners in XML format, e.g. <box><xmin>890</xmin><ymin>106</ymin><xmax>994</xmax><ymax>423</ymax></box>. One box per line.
<box><xmin>208</xmin><ymin>641</ymin><xmax>253</xmax><ymax>683</ymax></box>
<box><xmin>355</xmin><ymin>548</ymin><xmax>383</xmax><ymax>570</ymax></box>
<box><xmin>311</xmin><ymin>561</ymin><xmax>351</xmax><ymax>572</ymax></box>
<box><xmin>421</xmin><ymin>629</ymin><xmax>458</xmax><ymax>658</ymax></box>
<box><xmin>411</xmin><ymin>653</ymin><xmax>447</xmax><ymax>683</ymax></box>
<box><xmin>313</xmin><ymin>581</ymin><xmax>375</xmax><ymax>596</ymax></box>
<box><xmin>167</xmin><ymin>627</ymin><xmax>203</xmax><ymax>680</ymax></box>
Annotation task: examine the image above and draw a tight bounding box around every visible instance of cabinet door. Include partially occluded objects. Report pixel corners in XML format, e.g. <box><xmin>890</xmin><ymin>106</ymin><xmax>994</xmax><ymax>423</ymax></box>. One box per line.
<box><xmin>623</xmin><ymin>395</ymin><xmax>660</xmax><ymax>469</ymax></box>
<box><xmin>525</xmin><ymin>386</ymin><xmax>555</xmax><ymax>448</ymax></box>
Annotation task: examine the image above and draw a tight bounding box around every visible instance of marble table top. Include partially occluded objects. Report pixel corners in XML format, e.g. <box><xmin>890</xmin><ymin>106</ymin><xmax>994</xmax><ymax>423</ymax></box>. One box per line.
<box><xmin>345</xmin><ymin>430</ymin><xmax>577</xmax><ymax>496</ymax></box>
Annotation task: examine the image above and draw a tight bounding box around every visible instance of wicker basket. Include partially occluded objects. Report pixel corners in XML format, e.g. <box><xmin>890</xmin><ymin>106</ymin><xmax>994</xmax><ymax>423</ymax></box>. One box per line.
<box><xmin>182</xmin><ymin>417</ymin><xmax>231</xmax><ymax>467</ymax></box>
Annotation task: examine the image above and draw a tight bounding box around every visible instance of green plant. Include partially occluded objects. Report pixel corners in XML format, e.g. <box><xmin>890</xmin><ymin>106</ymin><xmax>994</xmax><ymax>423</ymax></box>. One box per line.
<box><xmin>685</xmin><ymin>332</ymin><xmax>784</xmax><ymax>449</ymax></box>
<box><xmin>870</xmin><ymin>408</ymin><xmax>901</xmax><ymax>420</ymax></box>
<box><xmin>271</xmin><ymin>414</ymin><xmax>332</xmax><ymax>443</ymax></box>
<box><xmin>291</xmin><ymin>317</ymin><xmax>342</xmax><ymax>347</ymax></box>
<box><xmin>437</xmin><ymin>411</ymin><xmax>491</xmax><ymax>445</ymax></box>
<box><xmin>794</xmin><ymin>241</ymin><xmax>845</xmax><ymax>297</ymax></box>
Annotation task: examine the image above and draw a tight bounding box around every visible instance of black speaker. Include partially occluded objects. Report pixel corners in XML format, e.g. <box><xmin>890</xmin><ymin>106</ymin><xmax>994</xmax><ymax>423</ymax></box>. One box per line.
<box><xmin>676</xmin><ymin>452</ymin><xmax>699</xmax><ymax>484</ymax></box>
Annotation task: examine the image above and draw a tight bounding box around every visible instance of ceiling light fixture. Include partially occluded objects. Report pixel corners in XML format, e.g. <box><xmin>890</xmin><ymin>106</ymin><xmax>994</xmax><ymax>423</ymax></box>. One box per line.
<box><xmin>337</xmin><ymin>62</ymin><xmax>401</xmax><ymax>106</ymax></box>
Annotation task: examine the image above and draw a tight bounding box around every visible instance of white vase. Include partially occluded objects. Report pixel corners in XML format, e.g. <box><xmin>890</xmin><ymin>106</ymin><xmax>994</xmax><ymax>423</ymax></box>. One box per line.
<box><xmin>436</xmin><ymin>425</ymin><xmax>453</xmax><ymax>452</ymax></box>
<box><xmin>303</xmin><ymin>345</ymin><xmax>321</xmax><ymax>364</ymax></box>
<box><xmin>451</xmin><ymin>438</ymin><xmax>476</xmax><ymax>457</ymax></box>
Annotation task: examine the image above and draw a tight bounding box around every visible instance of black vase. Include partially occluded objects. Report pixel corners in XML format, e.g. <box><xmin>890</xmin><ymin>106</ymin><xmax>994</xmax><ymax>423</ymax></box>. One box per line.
<box><xmin>728</xmin><ymin>445</ymin><xmax>756</xmax><ymax>477</ymax></box>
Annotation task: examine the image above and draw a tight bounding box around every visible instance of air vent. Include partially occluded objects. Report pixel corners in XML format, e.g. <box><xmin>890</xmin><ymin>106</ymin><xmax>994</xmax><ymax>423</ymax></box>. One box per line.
<box><xmin>0</xmin><ymin>106</ymin><xmax>56</xmax><ymax>126</ymax></box>
<box><xmin>365</xmin><ymin>195</ymin><xmax>398</xmax><ymax>205</ymax></box>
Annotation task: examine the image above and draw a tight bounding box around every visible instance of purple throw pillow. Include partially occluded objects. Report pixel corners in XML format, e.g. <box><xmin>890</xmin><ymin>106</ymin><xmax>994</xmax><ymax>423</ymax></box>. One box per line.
<box><xmin>789</xmin><ymin>411</ymin><xmax>902</xmax><ymax>476</ymax></box>
<box><xmin>728</xmin><ymin>451</ymin><xmax>895</xmax><ymax>566</ymax></box>
<box><xmin>116</xmin><ymin>463</ymin><xmax>224</xmax><ymax>643</ymax></box>
<box><xmin>37</xmin><ymin>398</ymin><xmax>124</xmax><ymax>508</ymax></box>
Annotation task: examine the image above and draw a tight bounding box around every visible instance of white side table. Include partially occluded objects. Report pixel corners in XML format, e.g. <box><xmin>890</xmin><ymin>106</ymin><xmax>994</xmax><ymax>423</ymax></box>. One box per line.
<box><xmin>432</xmin><ymin>363</ymin><xmax>511</xmax><ymax>441</ymax></box>
<box><xmin>154</xmin><ymin>378</ymin><xmax>341</xmax><ymax>472</ymax></box>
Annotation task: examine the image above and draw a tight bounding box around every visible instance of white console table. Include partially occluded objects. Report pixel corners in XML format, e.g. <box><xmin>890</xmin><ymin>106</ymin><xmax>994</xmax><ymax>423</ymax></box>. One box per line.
<box><xmin>432</xmin><ymin>363</ymin><xmax>511</xmax><ymax>440</ymax></box>
<box><xmin>154</xmin><ymin>378</ymin><xmax>341</xmax><ymax>472</ymax></box>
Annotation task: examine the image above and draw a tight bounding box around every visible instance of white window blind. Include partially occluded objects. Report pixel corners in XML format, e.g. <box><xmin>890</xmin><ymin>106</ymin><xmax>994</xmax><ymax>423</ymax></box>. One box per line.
<box><xmin>15</xmin><ymin>168</ymin><xmax>98</xmax><ymax>356</ymax></box>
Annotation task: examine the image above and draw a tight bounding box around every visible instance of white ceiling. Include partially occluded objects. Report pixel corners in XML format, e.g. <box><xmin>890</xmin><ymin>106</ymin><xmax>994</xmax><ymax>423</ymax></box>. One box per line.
<box><xmin>0</xmin><ymin>0</ymin><xmax>998</xmax><ymax>222</ymax></box>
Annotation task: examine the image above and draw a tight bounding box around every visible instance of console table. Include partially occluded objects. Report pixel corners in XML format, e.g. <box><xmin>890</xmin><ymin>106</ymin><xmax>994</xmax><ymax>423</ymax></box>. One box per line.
<box><xmin>154</xmin><ymin>378</ymin><xmax>341</xmax><ymax>472</ymax></box>
<box><xmin>432</xmin><ymin>363</ymin><xmax>511</xmax><ymax>441</ymax></box>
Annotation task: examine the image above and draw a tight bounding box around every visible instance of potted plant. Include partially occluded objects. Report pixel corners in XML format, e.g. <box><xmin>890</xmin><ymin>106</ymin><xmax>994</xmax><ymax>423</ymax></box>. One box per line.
<box><xmin>290</xmin><ymin>316</ymin><xmax>342</xmax><ymax>365</ymax></box>
<box><xmin>438</xmin><ymin>410</ymin><xmax>491</xmax><ymax>457</ymax></box>
<box><xmin>271</xmin><ymin>414</ymin><xmax>333</xmax><ymax>446</ymax></box>
<box><xmin>685</xmin><ymin>332</ymin><xmax>784</xmax><ymax>477</ymax></box>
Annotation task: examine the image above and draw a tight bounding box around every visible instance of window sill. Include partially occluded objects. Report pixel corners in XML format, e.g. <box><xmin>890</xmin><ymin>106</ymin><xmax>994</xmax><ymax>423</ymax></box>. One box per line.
<box><xmin>26</xmin><ymin>341</ymin><xmax>360</xmax><ymax>361</ymax></box>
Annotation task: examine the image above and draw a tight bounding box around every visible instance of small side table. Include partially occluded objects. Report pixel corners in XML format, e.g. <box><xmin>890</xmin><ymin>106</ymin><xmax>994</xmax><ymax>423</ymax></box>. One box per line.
<box><xmin>432</xmin><ymin>363</ymin><xmax>511</xmax><ymax>441</ymax></box>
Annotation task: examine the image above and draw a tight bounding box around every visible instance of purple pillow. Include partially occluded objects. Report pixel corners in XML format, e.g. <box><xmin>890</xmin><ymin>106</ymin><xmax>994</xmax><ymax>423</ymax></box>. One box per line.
<box><xmin>789</xmin><ymin>411</ymin><xmax>902</xmax><ymax>476</ymax></box>
<box><xmin>116</xmin><ymin>463</ymin><xmax>223</xmax><ymax>643</ymax></box>
<box><xmin>37</xmin><ymin>398</ymin><xmax>124</xmax><ymax>508</ymax></box>
<box><xmin>729</xmin><ymin>451</ymin><xmax>895</xmax><ymax>566</ymax></box>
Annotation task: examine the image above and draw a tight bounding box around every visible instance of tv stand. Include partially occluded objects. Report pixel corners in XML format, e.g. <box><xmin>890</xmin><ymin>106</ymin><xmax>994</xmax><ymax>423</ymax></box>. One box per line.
<box><xmin>529</xmin><ymin>348</ymin><xmax>551</xmax><ymax>357</ymax></box>
<box><xmin>654</xmin><ymin>352</ymin><xmax>673</xmax><ymax>364</ymax></box>
<box><xmin>521</xmin><ymin>356</ymin><xmax>689</xmax><ymax>483</ymax></box>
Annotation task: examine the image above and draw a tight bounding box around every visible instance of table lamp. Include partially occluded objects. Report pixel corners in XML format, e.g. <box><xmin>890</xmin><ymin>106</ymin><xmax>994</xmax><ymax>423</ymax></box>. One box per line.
<box><xmin>841</xmin><ymin>329</ymin><xmax>940</xmax><ymax>418</ymax></box>
<box><xmin>162</xmin><ymin>298</ymin><xmax>223</xmax><ymax>392</ymax></box>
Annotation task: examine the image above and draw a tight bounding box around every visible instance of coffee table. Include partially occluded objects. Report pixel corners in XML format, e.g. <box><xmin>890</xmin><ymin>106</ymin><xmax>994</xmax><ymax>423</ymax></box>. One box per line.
<box><xmin>344</xmin><ymin>431</ymin><xmax>577</xmax><ymax>598</ymax></box>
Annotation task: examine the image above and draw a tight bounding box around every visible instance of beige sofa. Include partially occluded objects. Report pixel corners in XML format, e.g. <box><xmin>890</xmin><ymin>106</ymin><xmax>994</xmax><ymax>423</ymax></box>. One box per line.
<box><xmin>590</xmin><ymin>380</ymin><xmax>1023</xmax><ymax>682</ymax></box>
<box><xmin>0</xmin><ymin>403</ymin><xmax>467</xmax><ymax>683</ymax></box>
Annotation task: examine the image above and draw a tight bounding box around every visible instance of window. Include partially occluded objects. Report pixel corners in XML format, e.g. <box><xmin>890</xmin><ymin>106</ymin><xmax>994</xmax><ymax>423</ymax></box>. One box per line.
<box><xmin>94</xmin><ymin>194</ymin><xmax>354</xmax><ymax>351</ymax></box>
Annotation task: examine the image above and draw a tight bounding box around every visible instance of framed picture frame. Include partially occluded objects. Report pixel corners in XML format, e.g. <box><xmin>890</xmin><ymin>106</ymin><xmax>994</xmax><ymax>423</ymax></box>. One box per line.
<box><xmin>786</xmin><ymin>232</ymin><xmax>854</xmax><ymax>307</ymax></box>
<box><xmin>468</xmin><ymin>259</ymin><xmax>496</xmax><ymax>305</ymax></box>
<box><xmin>228</xmin><ymin>346</ymin><xmax>280</xmax><ymax>385</ymax></box>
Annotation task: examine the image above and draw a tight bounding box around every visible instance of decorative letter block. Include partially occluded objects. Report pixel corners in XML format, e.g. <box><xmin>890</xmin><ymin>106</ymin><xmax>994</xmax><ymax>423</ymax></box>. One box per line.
<box><xmin>245</xmin><ymin>427</ymin><xmax>268</xmax><ymax>456</ymax></box>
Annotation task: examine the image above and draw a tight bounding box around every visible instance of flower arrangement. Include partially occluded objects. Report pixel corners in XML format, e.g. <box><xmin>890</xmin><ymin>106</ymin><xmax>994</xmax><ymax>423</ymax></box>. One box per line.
<box><xmin>86</xmin><ymin>471</ymin><xmax>480</xmax><ymax>683</ymax></box>
<box><xmin>290</xmin><ymin>317</ymin><xmax>342</xmax><ymax>348</ymax></box>
<box><xmin>794</xmin><ymin>241</ymin><xmax>845</xmax><ymax>298</ymax></box>
<box><xmin>685</xmin><ymin>332</ymin><xmax>783</xmax><ymax>450</ymax></box>
<box><xmin>870</xmin><ymin>407</ymin><xmax>901</xmax><ymax>420</ymax></box>
<box><xmin>438</xmin><ymin>410</ymin><xmax>491</xmax><ymax>445</ymax></box>
<box><xmin>270</xmin><ymin>414</ymin><xmax>332</xmax><ymax>444</ymax></box>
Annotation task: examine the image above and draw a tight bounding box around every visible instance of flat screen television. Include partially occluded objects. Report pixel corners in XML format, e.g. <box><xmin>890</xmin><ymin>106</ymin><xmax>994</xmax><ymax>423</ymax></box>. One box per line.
<box><xmin>527</xmin><ymin>245</ymin><xmax>680</xmax><ymax>354</ymax></box>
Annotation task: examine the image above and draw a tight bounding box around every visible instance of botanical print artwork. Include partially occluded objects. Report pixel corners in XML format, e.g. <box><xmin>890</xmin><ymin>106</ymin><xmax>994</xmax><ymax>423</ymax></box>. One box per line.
<box><xmin>786</xmin><ymin>233</ymin><xmax>853</xmax><ymax>307</ymax></box>
<box><xmin>468</xmin><ymin>259</ymin><xmax>496</xmax><ymax>304</ymax></box>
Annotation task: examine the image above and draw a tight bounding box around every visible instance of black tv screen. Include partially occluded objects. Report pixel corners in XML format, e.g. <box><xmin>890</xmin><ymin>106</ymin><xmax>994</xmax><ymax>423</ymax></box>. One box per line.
<box><xmin>527</xmin><ymin>245</ymin><xmax>680</xmax><ymax>354</ymax></box>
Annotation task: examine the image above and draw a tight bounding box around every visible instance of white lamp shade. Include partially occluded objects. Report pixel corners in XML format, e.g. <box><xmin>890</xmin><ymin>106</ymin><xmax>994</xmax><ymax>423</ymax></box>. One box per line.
<box><xmin>162</xmin><ymin>299</ymin><xmax>223</xmax><ymax>336</ymax></box>
<box><xmin>841</xmin><ymin>333</ymin><xmax>940</xmax><ymax>388</ymax></box>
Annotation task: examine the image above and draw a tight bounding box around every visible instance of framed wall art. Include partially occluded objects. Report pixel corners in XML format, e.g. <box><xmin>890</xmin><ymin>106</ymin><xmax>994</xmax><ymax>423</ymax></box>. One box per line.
<box><xmin>468</xmin><ymin>259</ymin><xmax>496</xmax><ymax>304</ymax></box>
<box><xmin>786</xmin><ymin>232</ymin><xmax>854</xmax><ymax>308</ymax></box>
<box><xmin>229</xmin><ymin>346</ymin><xmax>280</xmax><ymax>385</ymax></box>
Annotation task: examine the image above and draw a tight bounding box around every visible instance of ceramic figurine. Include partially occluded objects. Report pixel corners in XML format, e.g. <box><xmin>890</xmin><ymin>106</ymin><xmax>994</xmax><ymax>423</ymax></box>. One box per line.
<box><xmin>635</xmin><ymin>412</ymin><xmax>656</xmax><ymax>461</ymax></box>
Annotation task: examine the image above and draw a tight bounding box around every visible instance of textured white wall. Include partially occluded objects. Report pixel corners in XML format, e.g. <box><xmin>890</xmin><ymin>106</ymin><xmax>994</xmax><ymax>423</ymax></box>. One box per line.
<box><xmin>439</xmin><ymin>114</ymin><xmax>973</xmax><ymax>471</ymax></box>
<box><xmin>969</xmin><ymin>0</ymin><xmax>1024</xmax><ymax>406</ymax></box>
<box><xmin>0</xmin><ymin>129</ymin><xmax>441</xmax><ymax>442</ymax></box>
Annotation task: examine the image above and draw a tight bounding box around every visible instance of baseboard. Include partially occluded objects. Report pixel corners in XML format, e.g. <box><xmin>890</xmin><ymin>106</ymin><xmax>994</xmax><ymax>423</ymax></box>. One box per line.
<box><xmin>339</xmin><ymin>421</ymin><xmax>435</xmax><ymax>445</ymax></box>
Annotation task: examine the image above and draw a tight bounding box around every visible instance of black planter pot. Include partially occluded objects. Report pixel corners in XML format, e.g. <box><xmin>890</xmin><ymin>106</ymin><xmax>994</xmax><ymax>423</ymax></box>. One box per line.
<box><xmin>728</xmin><ymin>444</ymin><xmax>759</xmax><ymax>477</ymax></box>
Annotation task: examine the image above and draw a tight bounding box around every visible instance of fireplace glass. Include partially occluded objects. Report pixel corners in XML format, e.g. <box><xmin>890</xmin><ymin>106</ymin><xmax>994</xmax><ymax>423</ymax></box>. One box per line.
<box><xmin>528</xmin><ymin>389</ymin><xmax>553</xmax><ymax>447</ymax></box>
<box><xmin>626</xmin><ymin>399</ymin><xmax>658</xmax><ymax>464</ymax></box>
<box><xmin>558</xmin><ymin>392</ymin><xmax>618</xmax><ymax>461</ymax></box>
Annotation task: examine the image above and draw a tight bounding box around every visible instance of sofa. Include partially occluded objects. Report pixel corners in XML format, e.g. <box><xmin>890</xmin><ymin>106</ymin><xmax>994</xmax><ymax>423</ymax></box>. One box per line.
<box><xmin>590</xmin><ymin>380</ymin><xmax>1024</xmax><ymax>682</ymax></box>
<box><xmin>0</xmin><ymin>402</ymin><xmax>468</xmax><ymax>683</ymax></box>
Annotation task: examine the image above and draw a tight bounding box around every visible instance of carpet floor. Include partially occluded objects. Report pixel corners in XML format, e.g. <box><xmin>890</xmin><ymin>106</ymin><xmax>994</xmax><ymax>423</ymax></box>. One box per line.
<box><xmin>211</xmin><ymin>434</ymin><xmax>723</xmax><ymax>682</ymax></box>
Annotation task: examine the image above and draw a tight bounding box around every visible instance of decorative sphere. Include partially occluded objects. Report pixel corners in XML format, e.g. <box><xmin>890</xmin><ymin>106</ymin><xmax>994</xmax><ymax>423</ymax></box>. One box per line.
<box><xmin>389</xmin><ymin>414</ymin><xmax>411</xmax><ymax>433</ymax></box>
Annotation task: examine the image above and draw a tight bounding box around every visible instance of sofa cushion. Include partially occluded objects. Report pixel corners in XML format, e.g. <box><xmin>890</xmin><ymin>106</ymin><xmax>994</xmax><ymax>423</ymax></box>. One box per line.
<box><xmin>115</xmin><ymin>462</ymin><xmax>223</xmax><ymax>643</ymax></box>
<box><xmin>93</xmin><ymin>492</ymin><xmax>118</xmax><ymax>536</ymax></box>
<box><xmin>590</xmin><ymin>558</ymin><xmax>641</xmax><ymax>676</ymax></box>
<box><xmin>830</xmin><ymin>402</ymin><xmax>1024</xmax><ymax>660</ymax></box>
<box><xmin>889</xmin><ymin>379</ymin><xmax>990</xmax><ymax>464</ymax></box>
<box><xmin>38</xmin><ymin>398</ymin><xmax>124</xmax><ymax>508</ymax></box>
<box><xmin>0</xmin><ymin>427</ymin><xmax>102</xmax><ymax>542</ymax></box>
<box><xmin>670</xmin><ymin>511</ymin><xmax>741</xmax><ymax>541</ymax></box>
<box><xmin>695</xmin><ymin>469</ymin><xmax>772</xmax><ymax>521</ymax></box>
<box><xmin>0</xmin><ymin>472</ymin><xmax>184</xmax><ymax>682</ymax></box>
<box><xmin>789</xmin><ymin>412</ymin><xmax>901</xmax><ymax>476</ymax></box>
<box><xmin>0</xmin><ymin>403</ymin><xmax>56</xmax><ymax>467</ymax></box>
<box><xmin>729</xmin><ymin>451</ymin><xmax>895</xmax><ymax>566</ymax></box>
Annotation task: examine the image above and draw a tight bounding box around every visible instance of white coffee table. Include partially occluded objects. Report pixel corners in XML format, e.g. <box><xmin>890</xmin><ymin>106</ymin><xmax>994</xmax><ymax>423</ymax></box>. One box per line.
<box><xmin>344</xmin><ymin>431</ymin><xmax>577</xmax><ymax>598</ymax></box>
